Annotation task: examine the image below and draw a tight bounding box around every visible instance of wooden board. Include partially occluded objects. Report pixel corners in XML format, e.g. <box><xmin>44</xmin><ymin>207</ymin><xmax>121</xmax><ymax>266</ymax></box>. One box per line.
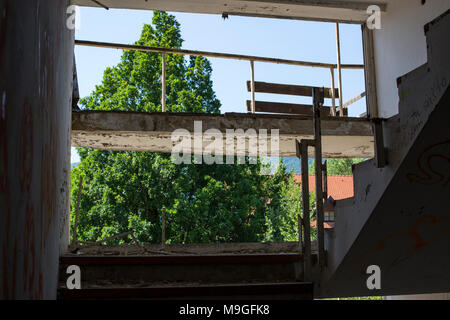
<box><xmin>247</xmin><ymin>81</ymin><xmax>339</xmax><ymax>98</ymax></box>
<box><xmin>246</xmin><ymin>100</ymin><xmax>332</xmax><ymax>116</ymax></box>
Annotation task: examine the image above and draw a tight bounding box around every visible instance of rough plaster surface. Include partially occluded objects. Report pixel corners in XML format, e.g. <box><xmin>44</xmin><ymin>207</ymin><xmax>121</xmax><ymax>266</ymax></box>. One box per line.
<box><xmin>373</xmin><ymin>0</ymin><xmax>450</xmax><ymax>118</ymax></box>
<box><xmin>0</xmin><ymin>0</ymin><xmax>74</xmax><ymax>299</ymax></box>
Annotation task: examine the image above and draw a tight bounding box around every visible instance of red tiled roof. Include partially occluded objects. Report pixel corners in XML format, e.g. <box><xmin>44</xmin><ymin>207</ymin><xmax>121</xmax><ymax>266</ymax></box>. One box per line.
<box><xmin>311</xmin><ymin>221</ymin><xmax>335</xmax><ymax>229</ymax></box>
<box><xmin>294</xmin><ymin>175</ymin><xmax>354</xmax><ymax>200</ymax></box>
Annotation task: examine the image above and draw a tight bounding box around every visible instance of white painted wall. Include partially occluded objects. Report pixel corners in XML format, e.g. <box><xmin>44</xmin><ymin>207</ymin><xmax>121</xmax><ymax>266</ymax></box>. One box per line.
<box><xmin>373</xmin><ymin>0</ymin><xmax>450</xmax><ymax>118</ymax></box>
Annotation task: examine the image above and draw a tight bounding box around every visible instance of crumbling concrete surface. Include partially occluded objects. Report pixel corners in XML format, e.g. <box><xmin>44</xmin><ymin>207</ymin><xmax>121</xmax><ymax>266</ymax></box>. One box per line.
<box><xmin>72</xmin><ymin>111</ymin><xmax>375</xmax><ymax>158</ymax></box>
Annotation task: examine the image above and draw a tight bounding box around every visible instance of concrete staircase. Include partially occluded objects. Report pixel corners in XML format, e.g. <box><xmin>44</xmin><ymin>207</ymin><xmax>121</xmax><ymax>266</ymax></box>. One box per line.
<box><xmin>321</xmin><ymin>10</ymin><xmax>450</xmax><ymax>298</ymax></box>
<box><xmin>58</xmin><ymin>8</ymin><xmax>449</xmax><ymax>302</ymax></box>
<box><xmin>57</xmin><ymin>253</ymin><xmax>313</xmax><ymax>300</ymax></box>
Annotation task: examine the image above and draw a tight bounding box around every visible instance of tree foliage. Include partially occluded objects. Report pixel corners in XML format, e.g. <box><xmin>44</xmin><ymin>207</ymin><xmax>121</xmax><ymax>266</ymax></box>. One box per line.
<box><xmin>70</xmin><ymin>12</ymin><xmax>301</xmax><ymax>245</ymax></box>
<box><xmin>309</xmin><ymin>158</ymin><xmax>364</xmax><ymax>175</ymax></box>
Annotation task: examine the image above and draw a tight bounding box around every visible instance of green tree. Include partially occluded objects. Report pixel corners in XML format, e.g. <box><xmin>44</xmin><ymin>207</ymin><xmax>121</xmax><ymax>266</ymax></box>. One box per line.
<box><xmin>71</xmin><ymin>12</ymin><xmax>298</xmax><ymax>245</ymax></box>
<box><xmin>263</xmin><ymin>162</ymin><xmax>300</xmax><ymax>242</ymax></box>
<box><xmin>262</xmin><ymin>161</ymin><xmax>318</xmax><ymax>242</ymax></box>
<box><xmin>80</xmin><ymin>13</ymin><xmax>220</xmax><ymax>114</ymax></box>
<box><xmin>309</xmin><ymin>158</ymin><xmax>364</xmax><ymax>175</ymax></box>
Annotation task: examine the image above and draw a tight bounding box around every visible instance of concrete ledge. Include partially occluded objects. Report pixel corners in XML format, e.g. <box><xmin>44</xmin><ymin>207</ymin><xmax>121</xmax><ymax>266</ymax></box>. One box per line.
<box><xmin>58</xmin><ymin>253</ymin><xmax>308</xmax><ymax>287</ymax></box>
<box><xmin>58</xmin><ymin>282</ymin><xmax>314</xmax><ymax>300</ymax></box>
<box><xmin>60</xmin><ymin>253</ymin><xmax>304</xmax><ymax>265</ymax></box>
<box><xmin>72</xmin><ymin>111</ymin><xmax>375</xmax><ymax>158</ymax></box>
<box><xmin>69</xmin><ymin>241</ymin><xmax>316</xmax><ymax>255</ymax></box>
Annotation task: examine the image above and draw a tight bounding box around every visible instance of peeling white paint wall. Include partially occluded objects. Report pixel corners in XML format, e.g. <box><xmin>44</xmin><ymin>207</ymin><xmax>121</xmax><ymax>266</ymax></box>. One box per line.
<box><xmin>374</xmin><ymin>0</ymin><xmax>450</xmax><ymax>118</ymax></box>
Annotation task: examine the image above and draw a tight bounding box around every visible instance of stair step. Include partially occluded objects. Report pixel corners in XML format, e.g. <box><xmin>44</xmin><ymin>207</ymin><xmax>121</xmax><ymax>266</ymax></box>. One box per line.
<box><xmin>59</xmin><ymin>254</ymin><xmax>307</xmax><ymax>288</ymax></box>
<box><xmin>58</xmin><ymin>282</ymin><xmax>313</xmax><ymax>300</ymax></box>
<box><xmin>60</xmin><ymin>253</ymin><xmax>303</xmax><ymax>265</ymax></box>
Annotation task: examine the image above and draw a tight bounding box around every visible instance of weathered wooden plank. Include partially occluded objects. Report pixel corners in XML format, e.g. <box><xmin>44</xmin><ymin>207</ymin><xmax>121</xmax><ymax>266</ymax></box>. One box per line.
<box><xmin>343</xmin><ymin>91</ymin><xmax>366</xmax><ymax>108</ymax></box>
<box><xmin>246</xmin><ymin>100</ymin><xmax>331</xmax><ymax>116</ymax></box>
<box><xmin>362</xmin><ymin>25</ymin><xmax>379</xmax><ymax>118</ymax></box>
<box><xmin>329</xmin><ymin>68</ymin><xmax>337</xmax><ymax>116</ymax></box>
<box><xmin>246</xmin><ymin>81</ymin><xmax>339</xmax><ymax>98</ymax></box>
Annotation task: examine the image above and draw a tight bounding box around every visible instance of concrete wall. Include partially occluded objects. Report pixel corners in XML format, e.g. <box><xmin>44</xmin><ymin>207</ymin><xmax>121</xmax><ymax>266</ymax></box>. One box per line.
<box><xmin>321</xmin><ymin>9</ymin><xmax>450</xmax><ymax>298</ymax></box>
<box><xmin>0</xmin><ymin>0</ymin><xmax>74</xmax><ymax>299</ymax></box>
<box><xmin>374</xmin><ymin>0</ymin><xmax>450</xmax><ymax>118</ymax></box>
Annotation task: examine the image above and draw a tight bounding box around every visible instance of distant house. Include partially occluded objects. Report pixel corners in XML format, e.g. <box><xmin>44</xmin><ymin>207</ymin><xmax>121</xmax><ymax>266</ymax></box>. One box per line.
<box><xmin>294</xmin><ymin>175</ymin><xmax>354</xmax><ymax>229</ymax></box>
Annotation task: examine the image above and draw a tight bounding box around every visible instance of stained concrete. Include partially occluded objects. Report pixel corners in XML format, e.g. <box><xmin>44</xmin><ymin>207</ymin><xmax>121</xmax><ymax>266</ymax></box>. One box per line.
<box><xmin>321</xmin><ymin>10</ymin><xmax>450</xmax><ymax>298</ymax></box>
<box><xmin>58</xmin><ymin>256</ymin><xmax>302</xmax><ymax>287</ymax></box>
<box><xmin>72</xmin><ymin>111</ymin><xmax>375</xmax><ymax>158</ymax></box>
<box><xmin>0</xmin><ymin>0</ymin><xmax>74</xmax><ymax>299</ymax></box>
<box><xmin>373</xmin><ymin>0</ymin><xmax>450</xmax><ymax>118</ymax></box>
<box><xmin>69</xmin><ymin>241</ymin><xmax>318</xmax><ymax>256</ymax></box>
<box><xmin>74</xmin><ymin>0</ymin><xmax>387</xmax><ymax>23</ymax></box>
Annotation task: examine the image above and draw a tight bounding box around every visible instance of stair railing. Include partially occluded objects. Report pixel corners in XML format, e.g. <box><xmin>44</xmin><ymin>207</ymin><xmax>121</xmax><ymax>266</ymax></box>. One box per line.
<box><xmin>75</xmin><ymin>38</ymin><xmax>364</xmax><ymax>117</ymax></box>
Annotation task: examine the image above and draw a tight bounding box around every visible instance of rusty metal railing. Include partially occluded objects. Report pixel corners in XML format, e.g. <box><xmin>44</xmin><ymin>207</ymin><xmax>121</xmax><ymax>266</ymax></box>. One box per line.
<box><xmin>75</xmin><ymin>27</ymin><xmax>365</xmax><ymax>117</ymax></box>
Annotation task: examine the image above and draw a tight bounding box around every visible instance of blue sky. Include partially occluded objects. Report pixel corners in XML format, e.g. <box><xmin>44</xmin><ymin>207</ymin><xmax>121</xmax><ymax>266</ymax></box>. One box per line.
<box><xmin>72</xmin><ymin>7</ymin><xmax>366</xmax><ymax>163</ymax></box>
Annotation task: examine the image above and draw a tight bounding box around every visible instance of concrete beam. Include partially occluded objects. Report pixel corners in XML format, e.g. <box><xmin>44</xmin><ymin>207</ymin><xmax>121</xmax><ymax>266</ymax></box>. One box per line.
<box><xmin>68</xmin><ymin>241</ymin><xmax>318</xmax><ymax>255</ymax></box>
<box><xmin>71</xmin><ymin>111</ymin><xmax>375</xmax><ymax>158</ymax></box>
<box><xmin>73</xmin><ymin>0</ymin><xmax>387</xmax><ymax>23</ymax></box>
